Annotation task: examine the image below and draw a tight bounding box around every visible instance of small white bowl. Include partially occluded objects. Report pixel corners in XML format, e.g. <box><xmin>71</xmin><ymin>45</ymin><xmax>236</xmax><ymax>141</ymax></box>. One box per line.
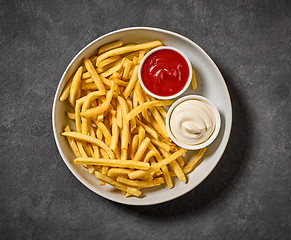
<box><xmin>166</xmin><ymin>95</ymin><xmax>221</xmax><ymax>150</ymax></box>
<box><xmin>138</xmin><ymin>46</ymin><xmax>192</xmax><ymax>100</ymax></box>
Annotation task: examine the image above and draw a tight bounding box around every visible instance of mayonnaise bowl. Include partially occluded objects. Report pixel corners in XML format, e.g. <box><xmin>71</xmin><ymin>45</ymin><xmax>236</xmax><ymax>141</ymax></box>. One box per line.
<box><xmin>166</xmin><ymin>95</ymin><xmax>221</xmax><ymax>150</ymax></box>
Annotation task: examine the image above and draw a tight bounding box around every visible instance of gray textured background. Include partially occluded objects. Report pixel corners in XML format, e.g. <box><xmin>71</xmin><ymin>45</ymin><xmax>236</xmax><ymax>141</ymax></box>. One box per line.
<box><xmin>1</xmin><ymin>0</ymin><xmax>290</xmax><ymax>239</ymax></box>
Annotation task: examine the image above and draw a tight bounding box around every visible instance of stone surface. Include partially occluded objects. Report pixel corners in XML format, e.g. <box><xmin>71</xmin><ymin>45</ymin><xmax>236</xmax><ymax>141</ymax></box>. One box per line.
<box><xmin>0</xmin><ymin>0</ymin><xmax>290</xmax><ymax>239</ymax></box>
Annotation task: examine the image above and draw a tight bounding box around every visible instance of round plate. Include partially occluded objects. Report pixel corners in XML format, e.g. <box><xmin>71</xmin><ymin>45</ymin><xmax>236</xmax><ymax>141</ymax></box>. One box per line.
<box><xmin>52</xmin><ymin>27</ymin><xmax>232</xmax><ymax>206</ymax></box>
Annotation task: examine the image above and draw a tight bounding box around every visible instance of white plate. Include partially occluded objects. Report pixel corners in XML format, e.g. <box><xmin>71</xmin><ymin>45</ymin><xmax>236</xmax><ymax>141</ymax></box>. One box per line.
<box><xmin>52</xmin><ymin>27</ymin><xmax>232</xmax><ymax>206</ymax></box>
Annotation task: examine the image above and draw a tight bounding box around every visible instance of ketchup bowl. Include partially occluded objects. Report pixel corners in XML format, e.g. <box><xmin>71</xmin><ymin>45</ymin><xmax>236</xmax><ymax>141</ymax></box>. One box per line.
<box><xmin>138</xmin><ymin>46</ymin><xmax>192</xmax><ymax>100</ymax></box>
<box><xmin>166</xmin><ymin>95</ymin><xmax>221</xmax><ymax>150</ymax></box>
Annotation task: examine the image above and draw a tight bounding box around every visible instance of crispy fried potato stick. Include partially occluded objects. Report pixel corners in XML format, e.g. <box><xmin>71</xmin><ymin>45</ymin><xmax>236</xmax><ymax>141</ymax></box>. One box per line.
<box><xmin>124</xmin><ymin>100</ymin><xmax>174</xmax><ymax>123</ymax></box>
<box><xmin>159</xmin><ymin>148</ymin><xmax>186</xmax><ymax>183</ymax></box>
<box><xmin>64</xmin><ymin>125</ymin><xmax>81</xmax><ymax>158</ymax></box>
<box><xmin>61</xmin><ymin>131</ymin><xmax>115</xmax><ymax>159</ymax></box>
<box><xmin>183</xmin><ymin>147</ymin><xmax>207</xmax><ymax>174</ymax></box>
<box><xmin>128</xmin><ymin>148</ymin><xmax>187</xmax><ymax>180</ymax></box>
<box><xmin>123</xmin><ymin>65</ymin><xmax>139</xmax><ymax>99</ymax></box>
<box><xmin>97</xmin><ymin>55</ymin><xmax>121</xmax><ymax>68</ymax></box>
<box><xmin>83</xmin><ymin>58</ymin><xmax>106</xmax><ymax>94</ymax></box>
<box><xmin>98</xmin><ymin>40</ymin><xmax>123</xmax><ymax>55</ymax></box>
<box><xmin>96</xmin><ymin>40</ymin><xmax>163</xmax><ymax>63</ymax></box>
<box><xmin>74</xmin><ymin>158</ymin><xmax>150</xmax><ymax>170</ymax></box>
<box><xmin>69</xmin><ymin>66</ymin><xmax>83</xmax><ymax>106</ymax></box>
<box><xmin>94</xmin><ymin>171</ymin><xmax>141</xmax><ymax>197</ymax></box>
<box><xmin>116</xmin><ymin>176</ymin><xmax>165</xmax><ymax>188</ymax></box>
<box><xmin>80</xmin><ymin>81</ymin><xmax>115</xmax><ymax>118</ymax></box>
<box><xmin>132</xmin><ymin>137</ymin><xmax>151</xmax><ymax>161</ymax></box>
<box><xmin>191</xmin><ymin>68</ymin><xmax>197</xmax><ymax>91</ymax></box>
<box><xmin>60</xmin><ymin>77</ymin><xmax>73</xmax><ymax>101</ymax></box>
<box><xmin>136</xmin><ymin>119</ymin><xmax>158</xmax><ymax>140</ymax></box>
<box><xmin>107</xmin><ymin>168</ymin><xmax>133</xmax><ymax>177</ymax></box>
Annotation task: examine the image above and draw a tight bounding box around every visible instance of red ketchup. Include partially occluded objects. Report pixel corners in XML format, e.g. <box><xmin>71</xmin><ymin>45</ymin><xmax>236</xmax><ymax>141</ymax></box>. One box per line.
<box><xmin>141</xmin><ymin>49</ymin><xmax>190</xmax><ymax>97</ymax></box>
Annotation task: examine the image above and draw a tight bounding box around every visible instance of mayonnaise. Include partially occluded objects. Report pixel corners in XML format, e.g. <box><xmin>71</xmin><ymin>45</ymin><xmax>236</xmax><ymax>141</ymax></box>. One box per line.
<box><xmin>169</xmin><ymin>99</ymin><xmax>216</xmax><ymax>146</ymax></box>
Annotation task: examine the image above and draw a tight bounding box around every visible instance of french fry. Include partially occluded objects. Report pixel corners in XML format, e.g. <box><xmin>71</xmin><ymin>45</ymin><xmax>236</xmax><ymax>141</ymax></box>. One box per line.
<box><xmin>97</xmin><ymin>55</ymin><xmax>121</xmax><ymax>68</ymax></box>
<box><xmin>121</xmin><ymin>58</ymin><xmax>132</xmax><ymax>81</ymax></box>
<box><xmin>117</xmin><ymin>96</ymin><xmax>130</xmax><ymax>150</ymax></box>
<box><xmin>69</xmin><ymin>66</ymin><xmax>83</xmax><ymax>106</ymax></box>
<box><xmin>98</xmin><ymin>40</ymin><xmax>123</xmax><ymax>55</ymax></box>
<box><xmin>128</xmin><ymin>148</ymin><xmax>187</xmax><ymax>180</ymax></box>
<box><xmin>74</xmin><ymin>157</ymin><xmax>150</xmax><ymax>170</ymax></box>
<box><xmin>124</xmin><ymin>100</ymin><xmax>174</xmax><ymax>123</ymax></box>
<box><xmin>94</xmin><ymin>171</ymin><xmax>141</xmax><ymax>197</ymax></box>
<box><xmin>132</xmin><ymin>137</ymin><xmax>151</xmax><ymax>161</ymax></box>
<box><xmin>80</xmin><ymin>81</ymin><xmax>115</xmax><ymax>118</ymax></box>
<box><xmin>159</xmin><ymin>148</ymin><xmax>186</xmax><ymax>183</ymax></box>
<box><xmin>110</xmin><ymin>115</ymin><xmax>119</xmax><ymax>151</ymax></box>
<box><xmin>60</xmin><ymin>77</ymin><xmax>73</xmax><ymax>101</ymax></box>
<box><xmin>108</xmin><ymin>168</ymin><xmax>133</xmax><ymax>177</ymax></box>
<box><xmin>123</xmin><ymin>65</ymin><xmax>139</xmax><ymax>99</ymax></box>
<box><xmin>126</xmin><ymin>99</ymin><xmax>136</xmax><ymax>132</ymax></box>
<box><xmin>183</xmin><ymin>147</ymin><xmax>207</xmax><ymax>174</ymax></box>
<box><xmin>64</xmin><ymin>125</ymin><xmax>81</xmax><ymax>158</ymax></box>
<box><xmin>61</xmin><ymin>131</ymin><xmax>115</xmax><ymax>159</ymax></box>
<box><xmin>83</xmin><ymin>58</ymin><xmax>106</xmax><ymax>94</ymax></box>
<box><xmin>191</xmin><ymin>68</ymin><xmax>197</xmax><ymax>91</ymax></box>
<box><xmin>117</xmin><ymin>176</ymin><xmax>165</xmax><ymax>188</ymax></box>
<box><xmin>130</xmin><ymin>134</ymin><xmax>139</xmax><ymax>159</ymax></box>
<box><xmin>96</xmin><ymin>40</ymin><xmax>163</xmax><ymax>63</ymax></box>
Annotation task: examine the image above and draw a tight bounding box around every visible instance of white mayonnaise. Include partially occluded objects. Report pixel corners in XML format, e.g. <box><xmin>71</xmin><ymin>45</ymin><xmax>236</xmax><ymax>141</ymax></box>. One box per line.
<box><xmin>169</xmin><ymin>99</ymin><xmax>216</xmax><ymax>146</ymax></box>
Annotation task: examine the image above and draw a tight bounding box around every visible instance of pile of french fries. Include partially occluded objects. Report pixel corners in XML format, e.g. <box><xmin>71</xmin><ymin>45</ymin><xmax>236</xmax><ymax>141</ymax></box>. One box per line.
<box><xmin>59</xmin><ymin>40</ymin><xmax>206</xmax><ymax>197</ymax></box>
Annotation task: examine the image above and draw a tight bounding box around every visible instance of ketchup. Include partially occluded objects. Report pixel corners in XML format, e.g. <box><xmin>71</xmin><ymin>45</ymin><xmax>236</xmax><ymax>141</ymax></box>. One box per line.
<box><xmin>140</xmin><ymin>49</ymin><xmax>190</xmax><ymax>97</ymax></box>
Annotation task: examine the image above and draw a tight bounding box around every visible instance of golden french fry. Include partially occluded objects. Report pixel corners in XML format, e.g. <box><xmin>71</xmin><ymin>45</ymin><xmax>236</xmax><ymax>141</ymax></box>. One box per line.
<box><xmin>117</xmin><ymin>176</ymin><xmax>165</xmax><ymax>188</ymax></box>
<box><xmin>148</xmin><ymin>135</ymin><xmax>171</xmax><ymax>152</ymax></box>
<box><xmin>107</xmin><ymin>168</ymin><xmax>133</xmax><ymax>177</ymax></box>
<box><xmin>159</xmin><ymin>148</ymin><xmax>186</xmax><ymax>183</ymax></box>
<box><xmin>138</xmin><ymin>50</ymin><xmax>146</xmax><ymax>64</ymax></box>
<box><xmin>66</xmin><ymin>112</ymin><xmax>75</xmax><ymax>120</ymax></box>
<box><xmin>97</xmin><ymin>122</ymin><xmax>112</xmax><ymax>146</ymax></box>
<box><xmin>143</xmin><ymin>150</ymin><xmax>158</xmax><ymax>163</ymax></box>
<box><xmin>94</xmin><ymin>171</ymin><xmax>141</xmax><ymax>197</ymax></box>
<box><xmin>75</xmin><ymin>96</ymin><xmax>86</xmax><ymax>133</ymax></box>
<box><xmin>96</xmin><ymin>40</ymin><xmax>163</xmax><ymax>63</ymax></box>
<box><xmin>121</xmin><ymin>58</ymin><xmax>132</xmax><ymax>81</ymax></box>
<box><xmin>124</xmin><ymin>100</ymin><xmax>174</xmax><ymax>123</ymax></box>
<box><xmin>100</xmin><ymin>60</ymin><xmax>123</xmax><ymax>78</ymax></box>
<box><xmin>80</xmin><ymin>81</ymin><xmax>115</xmax><ymax>118</ymax></box>
<box><xmin>191</xmin><ymin>68</ymin><xmax>197</xmax><ymax>91</ymax></box>
<box><xmin>149</xmin><ymin>106</ymin><xmax>169</xmax><ymax>139</ymax></box>
<box><xmin>110</xmin><ymin>115</ymin><xmax>119</xmax><ymax>151</ymax></box>
<box><xmin>126</xmin><ymin>99</ymin><xmax>136</xmax><ymax>132</ymax></box>
<box><xmin>98</xmin><ymin>40</ymin><xmax>123</xmax><ymax>55</ymax></box>
<box><xmin>130</xmin><ymin>134</ymin><xmax>139</xmax><ymax>159</ymax></box>
<box><xmin>123</xmin><ymin>65</ymin><xmax>139</xmax><ymax>99</ymax></box>
<box><xmin>128</xmin><ymin>148</ymin><xmax>187</xmax><ymax>180</ymax></box>
<box><xmin>61</xmin><ymin>131</ymin><xmax>115</xmax><ymax>159</ymax></box>
<box><xmin>69</xmin><ymin>66</ymin><xmax>83</xmax><ymax>106</ymax></box>
<box><xmin>117</xmin><ymin>96</ymin><xmax>130</xmax><ymax>150</ymax></box>
<box><xmin>134</xmin><ymin>81</ymin><xmax>149</xmax><ymax>121</ymax></box>
<box><xmin>60</xmin><ymin>77</ymin><xmax>73</xmax><ymax>101</ymax></box>
<box><xmin>136</xmin><ymin>119</ymin><xmax>158</xmax><ymax>140</ymax></box>
<box><xmin>132</xmin><ymin>137</ymin><xmax>151</xmax><ymax>161</ymax></box>
<box><xmin>97</xmin><ymin>55</ymin><xmax>121</xmax><ymax>68</ymax></box>
<box><xmin>183</xmin><ymin>147</ymin><xmax>207</xmax><ymax>174</ymax></box>
<box><xmin>64</xmin><ymin>125</ymin><xmax>81</xmax><ymax>158</ymax></box>
<box><xmin>74</xmin><ymin>157</ymin><xmax>150</xmax><ymax>170</ymax></box>
<box><xmin>83</xmin><ymin>58</ymin><xmax>106</xmax><ymax>94</ymax></box>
